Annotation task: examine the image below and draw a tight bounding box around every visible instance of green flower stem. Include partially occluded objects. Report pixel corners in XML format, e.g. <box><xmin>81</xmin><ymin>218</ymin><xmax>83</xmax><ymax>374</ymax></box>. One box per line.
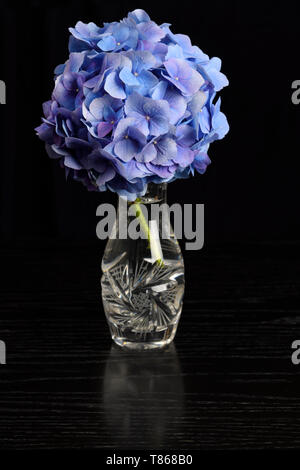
<box><xmin>133</xmin><ymin>198</ymin><xmax>164</xmax><ymax>267</ymax></box>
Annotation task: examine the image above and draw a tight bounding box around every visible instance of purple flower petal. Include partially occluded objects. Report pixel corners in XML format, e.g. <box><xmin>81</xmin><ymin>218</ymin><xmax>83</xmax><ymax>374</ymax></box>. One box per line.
<box><xmin>124</xmin><ymin>91</ymin><xmax>145</xmax><ymax>116</ymax></box>
<box><xmin>176</xmin><ymin>124</ymin><xmax>196</xmax><ymax>146</ymax></box>
<box><xmin>114</xmin><ymin>117</ymin><xmax>137</xmax><ymax>138</ymax></box>
<box><xmin>164</xmin><ymin>89</ymin><xmax>187</xmax><ymax>125</ymax></box>
<box><xmin>136</xmin><ymin>142</ymin><xmax>157</xmax><ymax>162</ymax></box>
<box><xmin>156</xmin><ymin>136</ymin><xmax>177</xmax><ymax>159</ymax></box>
<box><xmin>173</xmin><ymin>144</ymin><xmax>195</xmax><ymax>167</ymax></box>
<box><xmin>96</xmin><ymin>166</ymin><xmax>116</xmax><ymax>185</ymax></box>
<box><xmin>146</xmin><ymin>163</ymin><xmax>175</xmax><ymax>178</ymax></box>
<box><xmin>193</xmin><ymin>152</ymin><xmax>211</xmax><ymax>174</ymax></box>
<box><xmin>114</xmin><ymin>160</ymin><xmax>148</xmax><ymax>180</ymax></box>
<box><xmin>201</xmin><ymin>57</ymin><xmax>229</xmax><ymax>91</ymax></box>
<box><xmin>143</xmin><ymin>101</ymin><xmax>170</xmax><ymax>136</ymax></box>
<box><xmin>128</xmin><ymin>9</ymin><xmax>150</xmax><ymax>23</ymax></box>
<box><xmin>163</xmin><ymin>58</ymin><xmax>204</xmax><ymax>96</ymax></box>
<box><xmin>97</xmin><ymin>121</ymin><xmax>113</xmax><ymax>137</ymax></box>
<box><xmin>137</xmin><ymin>21</ymin><xmax>165</xmax><ymax>42</ymax></box>
<box><xmin>138</xmin><ymin>69</ymin><xmax>158</xmax><ymax>91</ymax></box>
<box><xmin>65</xmin><ymin>52</ymin><xmax>85</xmax><ymax>73</ymax></box>
<box><xmin>64</xmin><ymin>155</ymin><xmax>83</xmax><ymax>170</ymax></box>
<box><xmin>114</xmin><ymin>138</ymin><xmax>139</xmax><ymax>162</ymax></box>
<box><xmin>188</xmin><ymin>90</ymin><xmax>207</xmax><ymax>115</ymax></box>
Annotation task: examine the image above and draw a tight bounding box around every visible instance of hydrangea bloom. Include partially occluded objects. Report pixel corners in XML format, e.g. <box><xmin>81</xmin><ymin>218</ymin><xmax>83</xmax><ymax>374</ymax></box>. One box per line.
<box><xmin>36</xmin><ymin>9</ymin><xmax>229</xmax><ymax>200</ymax></box>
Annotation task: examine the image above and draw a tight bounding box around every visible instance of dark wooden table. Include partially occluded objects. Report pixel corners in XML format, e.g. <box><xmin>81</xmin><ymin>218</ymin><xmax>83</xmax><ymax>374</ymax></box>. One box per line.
<box><xmin>0</xmin><ymin>241</ymin><xmax>300</xmax><ymax>450</ymax></box>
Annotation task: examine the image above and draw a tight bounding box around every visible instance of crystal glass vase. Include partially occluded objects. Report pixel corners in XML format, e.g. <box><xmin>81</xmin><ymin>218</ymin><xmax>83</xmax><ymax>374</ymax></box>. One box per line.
<box><xmin>101</xmin><ymin>183</ymin><xmax>185</xmax><ymax>350</ymax></box>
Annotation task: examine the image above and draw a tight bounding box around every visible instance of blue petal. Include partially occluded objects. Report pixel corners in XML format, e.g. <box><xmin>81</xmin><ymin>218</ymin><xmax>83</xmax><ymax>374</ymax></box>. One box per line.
<box><xmin>68</xmin><ymin>36</ymin><xmax>89</xmax><ymax>53</ymax></box>
<box><xmin>193</xmin><ymin>152</ymin><xmax>211</xmax><ymax>174</ymax></box>
<box><xmin>54</xmin><ymin>63</ymin><xmax>65</xmax><ymax>75</ymax></box>
<box><xmin>114</xmin><ymin>138</ymin><xmax>138</xmax><ymax>162</ymax></box>
<box><xmin>103</xmin><ymin>105</ymin><xmax>117</xmax><ymax>122</ymax></box>
<box><xmin>212</xmin><ymin>111</ymin><xmax>229</xmax><ymax>140</ymax></box>
<box><xmin>198</xmin><ymin>107</ymin><xmax>211</xmax><ymax>134</ymax></box>
<box><xmin>138</xmin><ymin>70</ymin><xmax>158</xmax><ymax>92</ymax></box>
<box><xmin>89</xmin><ymin>97</ymin><xmax>106</xmax><ymax>120</ymax></box>
<box><xmin>205</xmin><ymin>66</ymin><xmax>229</xmax><ymax>91</ymax></box>
<box><xmin>173</xmin><ymin>144</ymin><xmax>194</xmax><ymax>167</ymax></box>
<box><xmin>165</xmin><ymin>44</ymin><xmax>185</xmax><ymax>60</ymax></box>
<box><xmin>104</xmin><ymin>71</ymin><xmax>126</xmax><ymax>99</ymax></box>
<box><xmin>176</xmin><ymin>124</ymin><xmax>196</xmax><ymax>146</ymax></box>
<box><xmin>137</xmin><ymin>21</ymin><xmax>165</xmax><ymax>42</ymax></box>
<box><xmin>65</xmin><ymin>52</ymin><xmax>85</xmax><ymax>73</ymax></box>
<box><xmin>188</xmin><ymin>91</ymin><xmax>207</xmax><ymax>116</ymax></box>
<box><xmin>114</xmin><ymin>117</ymin><xmax>136</xmax><ymax>138</ymax></box>
<box><xmin>143</xmin><ymin>99</ymin><xmax>169</xmax><ymax>120</ymax></box>
<box><xmin>148</xmin><ymin>114</ymin><xmax>169</xmax><ymax>136</ymax></box>
<box><xmin>119</xmin><ymin>67</ymin><xmax>140</xmax><ymax>87</ymax></box>
<box><xmin>113</xmin><ymin>160</ymin><xmax>148</xmax><ymax>181</ymax></box>
<box><xmin>128</xmin><ymin>126</ymin><xmax>147</xmax><ymax>146</ymax></box>
<box><xmin>125</xmin><ymin>92</ymin><xmax>145</xmax><ymax>116</ymax></box>
<box><xmin>97</xmin><ymin>35</ymin><xmax>116</xmax><ymax>51</ymax></box>
<box><xmin>151</xmin><ymin>81</ymin><xmax>168</xmax><ymax>100</ymax></box>
<box><xmin>157</xmin><ymin>137</ymin><xmax>177</xmax><ymax>159</ymax></box>
<box><xmin>114</xmin><ymin>24</ymin><xmax>130</xmax><ymax>43</ymax></box>
<box><xmin>128</xmin><ymin>9</ymin><xmax>151</xmax><ymax>23</ymax></box>
<box><xmin>96</xmin><ymin>166</ymin><xmax>116</xmax><ymax>185</ymax></box>
<box><xmin>136</xmin><ymin>142</ymin><xmax>157</xmax><ymax>162</ymax></box>
<box><xmin>164</xmin><ymin>89</ymin><xmax>187</xmax><ymax>125</ymax></box>
<box><xmin>64</xmin><ymin>155</ymin><xmax>83</xmax><ymax>170</ymax></box>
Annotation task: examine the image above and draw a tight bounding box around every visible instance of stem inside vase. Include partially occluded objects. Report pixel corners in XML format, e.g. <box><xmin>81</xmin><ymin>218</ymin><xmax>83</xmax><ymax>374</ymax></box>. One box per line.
<box><xmin>132</xmin><ymin>197</ymin><xmax>164</xmax><ymax>267</ymax></box>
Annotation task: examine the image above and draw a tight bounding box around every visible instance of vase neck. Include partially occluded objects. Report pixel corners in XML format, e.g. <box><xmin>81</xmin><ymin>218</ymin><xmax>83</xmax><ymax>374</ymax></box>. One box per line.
<box><xmin>139</xmin><ymin>183</ymin><xmax>167</xmax><ymax>204</ymax></box>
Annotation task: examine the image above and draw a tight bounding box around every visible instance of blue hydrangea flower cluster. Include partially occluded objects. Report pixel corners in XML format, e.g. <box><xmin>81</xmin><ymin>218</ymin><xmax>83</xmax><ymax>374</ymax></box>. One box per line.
<box><xmin>36</xmin><ymin>9</ymin><xmax>229</xmax><ymax>200</ymax></box>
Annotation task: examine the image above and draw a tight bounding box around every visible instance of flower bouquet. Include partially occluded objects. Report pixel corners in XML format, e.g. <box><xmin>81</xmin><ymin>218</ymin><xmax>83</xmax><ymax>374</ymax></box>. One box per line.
<box><xmin>36</xmin><ymin>9</ymin><xmax>229</xmax><ymax>349</ymax></box>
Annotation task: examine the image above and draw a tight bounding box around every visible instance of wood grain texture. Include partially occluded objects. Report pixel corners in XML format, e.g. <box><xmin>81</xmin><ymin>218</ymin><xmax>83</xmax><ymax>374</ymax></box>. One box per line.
<box><xmin>0</xmin><ymin>241</ymin><xmax>300</xmax><ymax>450</ymax></box>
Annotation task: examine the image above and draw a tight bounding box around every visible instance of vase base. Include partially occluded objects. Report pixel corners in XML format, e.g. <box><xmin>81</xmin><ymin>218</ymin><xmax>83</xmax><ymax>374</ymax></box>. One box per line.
<box><xmin>112</xmin><ymin>336</ymin><xmax>175</xmax><ymax>350</ymax></box>
<box><xmin>108</xmin><ymin>322</ymin><xmax>178</xmax><ymax>350</ymax></box>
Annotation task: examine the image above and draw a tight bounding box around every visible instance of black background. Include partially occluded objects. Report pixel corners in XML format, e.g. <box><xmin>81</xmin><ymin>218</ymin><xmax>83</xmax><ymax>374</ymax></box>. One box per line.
<box><xmin>1</xmin><ymin>0</ymin><xmax>299</xmax><ymax>244</ymax></box>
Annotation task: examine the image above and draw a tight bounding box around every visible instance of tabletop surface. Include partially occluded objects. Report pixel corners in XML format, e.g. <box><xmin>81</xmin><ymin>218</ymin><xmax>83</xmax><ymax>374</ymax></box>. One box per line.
<box><xmin>0</xmin><ymin>241</ymin><xmax>300</xmax><ymax>450</ymax></box>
